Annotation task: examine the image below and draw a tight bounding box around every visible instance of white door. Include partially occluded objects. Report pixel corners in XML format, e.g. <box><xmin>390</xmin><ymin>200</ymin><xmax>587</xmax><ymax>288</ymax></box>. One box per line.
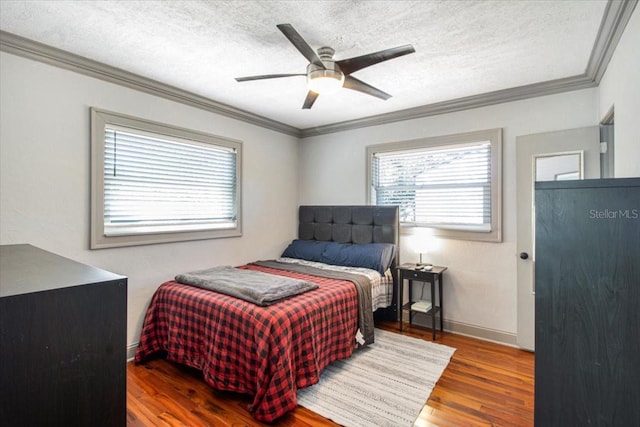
<box><xmin>516</xmin><ymin>126</ymin><xmax>599</xmax><ymax>350</ymax></box>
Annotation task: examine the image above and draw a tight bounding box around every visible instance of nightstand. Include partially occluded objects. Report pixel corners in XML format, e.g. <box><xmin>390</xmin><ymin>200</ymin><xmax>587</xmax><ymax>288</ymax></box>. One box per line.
<box><xmin>397</xmin><ymin>263</ymin><xmax>447</xmax><ymax>340</ymax></box>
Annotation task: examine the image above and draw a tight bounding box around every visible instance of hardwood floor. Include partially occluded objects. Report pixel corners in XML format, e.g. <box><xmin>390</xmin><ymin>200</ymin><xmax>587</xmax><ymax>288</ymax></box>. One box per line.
<box><xmin>127</xmin><ymin>321</ymin><xmax>534</xmax><ymax>426</ymax></box>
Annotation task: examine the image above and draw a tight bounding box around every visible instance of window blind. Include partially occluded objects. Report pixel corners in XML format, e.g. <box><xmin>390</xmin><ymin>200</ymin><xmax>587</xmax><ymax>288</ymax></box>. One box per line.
<box><xmin>103</xmin><ymin>126</ymin><xmax>237</xmax><ymax>236</ymax></box>
<box><xmin>372</xmin><ymin>141</ymin><xmax>492</xmax><ymax>231</ymax></box>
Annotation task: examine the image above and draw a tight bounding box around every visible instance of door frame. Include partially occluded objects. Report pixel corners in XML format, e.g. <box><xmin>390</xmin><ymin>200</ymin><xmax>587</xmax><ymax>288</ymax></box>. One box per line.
<box><xmin>516</xmin><ymin>126</ymin><xmax>599</xmax><ymax>350</ymax></box>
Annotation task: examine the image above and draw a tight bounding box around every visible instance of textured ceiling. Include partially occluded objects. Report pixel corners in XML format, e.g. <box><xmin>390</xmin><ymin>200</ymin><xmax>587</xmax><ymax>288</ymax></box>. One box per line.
<box><xmin>0</xmin><ymin>0</ymin><xmax>609</xmax><ymax>130</ymax></box>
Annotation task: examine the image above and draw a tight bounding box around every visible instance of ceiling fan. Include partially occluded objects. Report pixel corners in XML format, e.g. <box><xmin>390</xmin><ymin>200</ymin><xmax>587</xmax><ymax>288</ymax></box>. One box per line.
<box><xmin>235</xmin><ymin>24</ymin><xmax>415</xmax><ymax>109</ymax></box>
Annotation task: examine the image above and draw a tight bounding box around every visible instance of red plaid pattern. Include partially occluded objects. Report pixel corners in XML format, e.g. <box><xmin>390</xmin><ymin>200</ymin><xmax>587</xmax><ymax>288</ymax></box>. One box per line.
<box><xmin>135</xmin><ymin>264</ymin><xmax>359</xmax><ymax>422</ymax></box>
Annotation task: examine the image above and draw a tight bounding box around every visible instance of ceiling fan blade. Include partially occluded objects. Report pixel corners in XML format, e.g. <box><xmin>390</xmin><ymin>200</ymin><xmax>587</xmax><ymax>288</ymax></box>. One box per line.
<box><xmin>343</xmin><ymin>76</ymin><xmax>391</xmax><ymax>100</ymax></box>
<box><xmin>336</xmin><ymin>45</ymin><xmax>415</xmax><ymax>75</ymax></box>
<box><xmin>277</xmin><ymin>24</ymin><xmax>326</xmax><ymax>69</ymax></box>
<box><xmin>235</xmin><ymin>73</ymin><xmax>305</xmax><ymax>82</ymax></box>
<box><xmin>302</xmin><ymin>91</ymin><xmax>319</xmax><ymax>109</ymax></box>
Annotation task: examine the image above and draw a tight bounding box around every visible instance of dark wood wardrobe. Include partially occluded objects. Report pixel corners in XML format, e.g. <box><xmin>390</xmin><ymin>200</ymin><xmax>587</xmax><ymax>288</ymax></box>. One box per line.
<box><xmin>534</xmin><ymin>178</ymin><xmax>639</xmax><ymax>426</ymax></box>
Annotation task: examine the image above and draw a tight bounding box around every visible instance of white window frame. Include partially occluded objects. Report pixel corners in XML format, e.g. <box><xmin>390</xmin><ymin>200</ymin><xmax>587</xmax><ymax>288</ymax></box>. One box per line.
<box><xmin>366</xmin><ymin>128</ymin><xmax>502</xmax><ymax>242</ymax></box>
<box><xmin>90</xmin><ymin>108</ymin><xmax>242</xmax><ymax>249</ymax></box>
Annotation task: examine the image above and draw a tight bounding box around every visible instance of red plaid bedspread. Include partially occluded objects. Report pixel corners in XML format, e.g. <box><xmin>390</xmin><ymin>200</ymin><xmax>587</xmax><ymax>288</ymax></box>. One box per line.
<box><xmin>134</xmin><ymin>264</ymin><xmax>359</xmax><ymax>422</ymax></box>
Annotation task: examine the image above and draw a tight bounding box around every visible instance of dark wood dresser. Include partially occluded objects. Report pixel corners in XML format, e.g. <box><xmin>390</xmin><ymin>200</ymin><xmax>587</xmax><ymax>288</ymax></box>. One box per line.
<box><xmin>0</xmin><ymin>244</ymin><xmax>127</xmax><ymax>427</ymax></box>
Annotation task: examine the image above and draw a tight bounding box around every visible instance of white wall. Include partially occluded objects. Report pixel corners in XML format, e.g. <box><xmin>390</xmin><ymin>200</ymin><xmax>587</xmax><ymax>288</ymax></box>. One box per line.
<box><xmin>598</xmin><ymin>6</ymin><xmax>640</xmax><ymax>177</ymax></box>
<box><xmin>2</xmin><ymin>5</ymin><xmax>636</xmax><ymax>351</ymax></box>
<box><xmin>0</xmin><ymin>52</ymin><xmax>300</xmax><ymax>352</ymax></box>
<box><xmin>299</xmin><ymin>89</ymin><xmax>599</xmax><ymax>340</ymax></box>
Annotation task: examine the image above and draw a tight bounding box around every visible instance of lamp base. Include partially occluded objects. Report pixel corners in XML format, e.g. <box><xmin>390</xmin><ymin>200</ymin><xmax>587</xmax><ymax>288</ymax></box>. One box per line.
<box><xmin>417</xmin><ymin>253</ymin><xmax>432</xmax><ymax>267</ymax></box>
<box><xmin>416</xmin><ymin>262</ymin><xmax>432</xmax><ymax>267</ymax></box>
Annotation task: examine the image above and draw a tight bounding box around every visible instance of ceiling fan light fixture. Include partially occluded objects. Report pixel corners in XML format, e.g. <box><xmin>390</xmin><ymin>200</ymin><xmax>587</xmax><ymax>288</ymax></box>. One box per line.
<box><xmin>307</xmin><ymin>65</ymin><xmax>344</xmax><ymax>94</ymax></box>
<box><xmin>236</xmin><ymin>25</ymin><xmax>415</xmax><ymax>109</ymax></box>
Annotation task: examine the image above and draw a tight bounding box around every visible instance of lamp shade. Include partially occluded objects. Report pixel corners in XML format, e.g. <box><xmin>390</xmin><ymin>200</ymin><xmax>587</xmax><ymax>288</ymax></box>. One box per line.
<box><xmin>408</xmin><ymin>227</ymin><xmax>441</xmax><ymax>264</ymax></box>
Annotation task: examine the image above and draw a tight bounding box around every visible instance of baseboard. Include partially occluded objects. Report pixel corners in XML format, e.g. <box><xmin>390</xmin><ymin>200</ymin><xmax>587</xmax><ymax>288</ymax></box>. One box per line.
<box><xmin>127</xmin><ymin>343</ymin><xmax>138</xmax><ymax>362</ymax></box>
<box><xmin>401</xmin><ymin>311</ymin><xmax>518</xmax><ymax>347</ymax></box>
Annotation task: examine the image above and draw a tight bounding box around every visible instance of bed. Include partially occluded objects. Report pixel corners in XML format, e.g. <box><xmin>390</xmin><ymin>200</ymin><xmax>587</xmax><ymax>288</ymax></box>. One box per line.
<box><xmin>134</xmin><ymin>205</ymin><xmax>399</xmax><ymax>422</ymax></box>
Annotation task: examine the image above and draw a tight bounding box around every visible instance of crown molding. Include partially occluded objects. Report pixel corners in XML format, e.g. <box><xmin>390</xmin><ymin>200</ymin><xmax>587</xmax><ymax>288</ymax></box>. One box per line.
<box><xmin>0</xmin><ymin>0</ymin><xmax>635</xmax><ymax>139</ymax></box>
<box><xmin>0</xmin><ymin>30</ymin><xmax>301</xmax><ymax>137</ymax></box>
<box><xmin>586</xmin><ymin>0</ymin><xmax>638</xmax><ymax>83</ymax></box>
<box><xmin>299</xmin><ymin>74</ymin><xmax>597</xmax><ymax>138</ymax></box>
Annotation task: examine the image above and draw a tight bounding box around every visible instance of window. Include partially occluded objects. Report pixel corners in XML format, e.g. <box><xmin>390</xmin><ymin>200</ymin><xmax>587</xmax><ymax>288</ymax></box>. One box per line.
<box><xmin>367</xmin><ymin>128</ymin><xmax>502</xmax><ymax>242</ymax></box>
<box><xmin>91</xmin><ymin>108</ymin><xmax>242</xmax><ymax>249</ymax></box>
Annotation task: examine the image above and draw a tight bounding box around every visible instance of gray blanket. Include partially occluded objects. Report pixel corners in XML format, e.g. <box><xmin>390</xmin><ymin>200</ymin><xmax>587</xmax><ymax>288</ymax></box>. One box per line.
<box><xmin>175</xmin><ymin>266</ymin><xmax>318</xmax><ymax>306</ymax></box>
<box><xmin>253</xmin><ymin>260</ymin><xmax>375</xmax><ymax>346</ymax></box>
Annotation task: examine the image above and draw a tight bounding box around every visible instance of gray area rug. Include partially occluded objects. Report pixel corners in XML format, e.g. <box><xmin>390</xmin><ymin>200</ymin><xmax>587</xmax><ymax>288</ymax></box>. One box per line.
<box><xmin>297</xmin><ymin>328</ymin><xmax>456</xmax><ymax>427</ymax></box>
